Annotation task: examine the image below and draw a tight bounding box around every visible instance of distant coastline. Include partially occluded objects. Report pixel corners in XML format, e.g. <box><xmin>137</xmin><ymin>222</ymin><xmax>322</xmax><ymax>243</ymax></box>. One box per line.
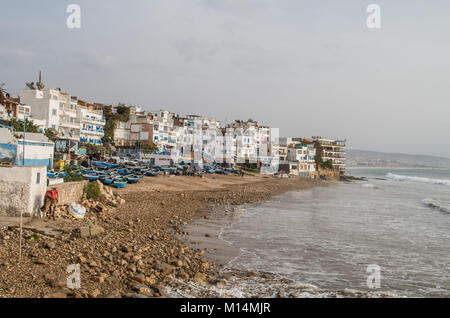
<box><xmin>346</xmin><ymin>149</ymin><xmax>450</xmax><ymax>169</ymax></box>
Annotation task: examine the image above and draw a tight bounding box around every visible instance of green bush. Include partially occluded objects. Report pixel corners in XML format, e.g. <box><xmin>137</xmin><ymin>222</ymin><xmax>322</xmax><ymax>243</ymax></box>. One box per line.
<box><xmin>84</xmin><ymin>181</ymin><xmax>100</xmax><ymax>200</ymax></box>
<box><xmin>63</xmin><ymin>165</ymin><xmax>84</xmax><ymax>182</ymax></box>
<box><xmin>323</xmin><ymin>159</ymin><xmax>334</xmax><ymax>169</ymax></box>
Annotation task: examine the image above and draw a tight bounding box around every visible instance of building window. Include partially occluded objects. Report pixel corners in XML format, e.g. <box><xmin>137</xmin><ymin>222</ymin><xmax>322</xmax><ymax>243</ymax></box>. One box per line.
<box><xmin>36</xmin><ymin>172</ymin><xmax>40</xmax><ymax>184</ymax></box>
<box><xmin>52</xmin><ymin>109</ymin><xmax>57</xmax><ymax>116</ymax></box>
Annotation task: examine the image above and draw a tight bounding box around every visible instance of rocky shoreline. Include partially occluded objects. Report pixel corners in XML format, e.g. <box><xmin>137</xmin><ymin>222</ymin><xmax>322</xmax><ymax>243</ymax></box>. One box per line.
<box><xmin>0</xmin><ymin>174</ymin><xmax>400</xmax><ymax>298</ymax></box>
<box><xmin>0</xmin><ymin>174</ymin><xmax>327</xmax><ymax>298</ymax></box>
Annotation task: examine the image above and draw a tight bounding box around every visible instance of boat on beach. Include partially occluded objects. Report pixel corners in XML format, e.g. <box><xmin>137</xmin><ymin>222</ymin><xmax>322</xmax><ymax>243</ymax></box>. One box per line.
<box><xmin>113</xmin><ymin>179</ymin><xmax>127</xmax><ymax>189</ymax></box>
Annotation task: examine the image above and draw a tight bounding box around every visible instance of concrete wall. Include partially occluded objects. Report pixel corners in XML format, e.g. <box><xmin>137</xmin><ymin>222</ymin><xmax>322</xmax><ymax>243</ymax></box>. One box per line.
<box><xmin>50</xmin><ymin>180</ymin><xmax>87</xmax><ymax>205</ymax></box>
<box><xmin>0</xmin><ymin>166</ymin><xmax>47</xmax><ymax>217</ymax></box>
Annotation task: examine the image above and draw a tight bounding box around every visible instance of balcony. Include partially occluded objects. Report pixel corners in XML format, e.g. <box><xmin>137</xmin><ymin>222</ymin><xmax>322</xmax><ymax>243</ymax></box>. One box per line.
<box><xmin>60</xmin><ymin>106</ymin><xmax>77</xmax><ymax>114</ymax></box>
<box><xmin>82</xmin><ymin>116</ymin><xmax>105</xmax><ymax>125</ymax></box>
<box><xmin>59</xmin><ymin>120</ymin><xmax>80</xmax><ymax>128</ymax></box>
<box><xmin>81</xmin><ymin>127</ymin><xmax>104</xmax><ymax>135</ymax></box>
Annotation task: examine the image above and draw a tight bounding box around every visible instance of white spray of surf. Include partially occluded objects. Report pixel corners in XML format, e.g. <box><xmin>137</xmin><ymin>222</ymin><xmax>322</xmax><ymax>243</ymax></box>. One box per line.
<box><xmin>386</xmin><ymin>173</ymin><xmax>450</xmax><ymax>187</ymax></box>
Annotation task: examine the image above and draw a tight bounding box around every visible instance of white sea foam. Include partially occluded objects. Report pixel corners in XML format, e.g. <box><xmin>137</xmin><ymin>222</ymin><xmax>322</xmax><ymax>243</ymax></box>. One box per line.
<box><xmin>386</xmin><ymin>173</ymin><xmax>450</xmax><ymax>187</ymax></box>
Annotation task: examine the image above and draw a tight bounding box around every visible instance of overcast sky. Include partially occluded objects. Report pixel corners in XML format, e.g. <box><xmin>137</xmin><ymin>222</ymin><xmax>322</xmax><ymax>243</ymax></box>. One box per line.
<box><xmin>1</xmin><ymin>0</ymin><xmax>449</xmax><ymax>157</ymax></box>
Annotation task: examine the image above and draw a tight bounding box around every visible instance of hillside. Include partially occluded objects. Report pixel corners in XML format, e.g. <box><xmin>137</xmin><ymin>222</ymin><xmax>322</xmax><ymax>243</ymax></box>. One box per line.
<box><xmin>346</xmin><ymin>149</ymin><xmax>450</xmax><ymax>168</ymax></box>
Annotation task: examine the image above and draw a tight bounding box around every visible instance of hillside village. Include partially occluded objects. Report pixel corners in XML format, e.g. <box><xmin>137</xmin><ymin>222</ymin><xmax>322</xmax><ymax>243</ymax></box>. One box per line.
<box><xmin>0</xmin><ymin>73</ymin><xmax>346</xmax><ymax>177</ymax></box>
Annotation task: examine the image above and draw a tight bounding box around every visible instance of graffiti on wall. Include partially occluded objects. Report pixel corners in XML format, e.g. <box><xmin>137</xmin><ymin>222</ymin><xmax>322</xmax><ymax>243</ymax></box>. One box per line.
<box><xmin>0</xmin><ymin>143</ymin><xmax>17</xmax><ymax>164</ymax></box>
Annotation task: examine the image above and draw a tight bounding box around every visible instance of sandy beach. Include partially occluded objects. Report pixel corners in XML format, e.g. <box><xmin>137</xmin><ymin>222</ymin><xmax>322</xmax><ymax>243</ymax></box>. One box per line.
<box><xmin>0</xmin><ymin>173</ymin><xmax>326</xmax><ymax>298</ymax></box>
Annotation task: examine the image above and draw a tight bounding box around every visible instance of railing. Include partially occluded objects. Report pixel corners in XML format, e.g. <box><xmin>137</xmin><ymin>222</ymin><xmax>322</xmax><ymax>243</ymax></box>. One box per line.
<box><xmin>82</xmin><ymin>116</ymin><xmax>105</xmax><ymax>124</ymax></box>
<box><xmin>81</xmin><ymin>128</ymin><xmax>104</xmax><ymax>134</ymax></box>
<box><xmin>60</xmin><ymin>120</ymin><xmax>80</xmax><ymax>126</ymax></box>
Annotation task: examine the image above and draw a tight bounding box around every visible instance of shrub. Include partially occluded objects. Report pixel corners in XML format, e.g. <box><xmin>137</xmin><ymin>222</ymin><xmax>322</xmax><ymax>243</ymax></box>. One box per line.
<box><xmin>63</xmin><ymin>165</ymin><xmax>84</xmax><ymax>182</ymax></box>
<box><xmin>84</xmin><ymin>181</ymin><xmax>100</xmax><ymax>200</ymax></box>
<box><xmin>323</xmin><ymin>159</ymin><xmax>334</xmax><ymax>169</ymax></box>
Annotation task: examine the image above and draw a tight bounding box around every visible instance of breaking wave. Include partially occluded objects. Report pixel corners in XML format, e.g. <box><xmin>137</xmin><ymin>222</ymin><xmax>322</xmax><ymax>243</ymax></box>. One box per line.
<box><xmin>386</xmin><ymin>173</ymin><xmax>450</xmax><ymax>187</ymax></box>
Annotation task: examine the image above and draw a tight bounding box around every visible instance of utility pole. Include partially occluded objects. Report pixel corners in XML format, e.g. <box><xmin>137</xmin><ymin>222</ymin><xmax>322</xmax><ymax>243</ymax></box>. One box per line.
<box><xmin>23</xmin><ymin>117</ymin><xmax>26</xmax><ymax>166</ymax></box>
<box><xmin>19</xmin><ymin>187</ymin><xmax>24</xmax><ymax>262</ymax></box>
<box><xmin>138</xmin><ymin>126</ymin><xmax>141</xmax><ymax>160</ymax></box>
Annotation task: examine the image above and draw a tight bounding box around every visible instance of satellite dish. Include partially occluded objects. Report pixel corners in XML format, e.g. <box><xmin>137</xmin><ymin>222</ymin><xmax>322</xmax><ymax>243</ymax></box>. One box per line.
<box><xmin>26</xmin><ymin>82</ymin><xmax>36</xmax><ymax>90</ymax></box>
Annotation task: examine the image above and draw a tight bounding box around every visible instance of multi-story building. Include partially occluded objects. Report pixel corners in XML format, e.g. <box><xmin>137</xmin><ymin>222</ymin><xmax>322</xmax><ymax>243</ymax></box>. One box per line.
<box><xmin>21</xmin><ymin>85</ymin><xmax>105</xmax><ymax>145</ymax></box>
<box><xmin>286</xmin><ymin>140</ymin><xmax>316</xmax><ymax>174</ymax></box>
<box><xmin>114</xmin><ymin>120</ymin><xmax>131</xmax><ymax>147</ymax></box>
<box><xmin>58</xmin><ymin>94</ymin><xmax>81</xmax><ymax>141</ymax></box>
<box><xmin>150</xmin><ymin>110</ymin><xmax>178</xmax><ymax>151</ymax></box>
<box><xmin>228</xmin><ymin>120</ymin><xmax>276</xmax><ymax>164</ymax></box>
<box><xmin>78</xmin><ymin>100</ymin><xmax>105</xmax><ymax>145</ymax></box>
<box><xmin>20</xmin><ymin>88</ymin><xmax>61</xmax><ymax>130</ymax></box>
<box><xmin>312</xmin><ymin>136</ymin><xmax>346</xmax><ymax>174</ymax></box>
<box><xmin>113</xmin><ymin>108</ymin><xmax>155</xmax><ymax>149</ymax></box>
<box><xmin>0</xmin><ymin>91</ymin><xmax>19</xmax><ymax>120</ymax></box>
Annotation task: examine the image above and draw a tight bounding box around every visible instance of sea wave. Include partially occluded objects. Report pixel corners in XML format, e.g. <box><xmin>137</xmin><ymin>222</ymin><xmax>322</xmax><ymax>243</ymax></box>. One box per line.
<box><xmin>422</xmin><ymin>198</ymin><xmax>450</xmax><ymax>214</ymax></box>
<box><xmin>385</xmin><ymin>173</ymin><xmax>450</xmax><ymax>187</ymax></box>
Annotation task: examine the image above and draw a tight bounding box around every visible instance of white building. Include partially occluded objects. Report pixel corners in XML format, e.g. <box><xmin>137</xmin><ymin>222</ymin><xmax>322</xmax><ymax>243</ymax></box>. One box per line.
<box><xmin>20</xmin><ymin>86</ymin><xmax>105</xmax><ymax>145</ymax></box>
<box><xmin>286</xmin><ymin>142</ymin><xmax>316</xmax><ymax>174</ymax></box>
<box><xmin>58</xmin><ymin>94</ymin><xmax>81</xmax><ymax>142</ymax></box>
<box><xmin>20</xmin><ymin>88</ymin><xmax>61</xmax><ymax>130</ymax></box>
<box><xmin>150</xmin><ymin>110</ymin><xmax>178</xmax><ymax>151</ymax></box>
<box><xmin>78</xmin><ymin>101</ymin><xmax>105</xmax><ymax>145</ymax></box>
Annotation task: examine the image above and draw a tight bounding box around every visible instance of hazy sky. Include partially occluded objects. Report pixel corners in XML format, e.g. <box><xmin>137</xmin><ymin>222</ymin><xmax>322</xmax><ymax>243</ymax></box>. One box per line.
<box><xmin>1</xmin><ymin>0</ymin><xmax>449</xmax><ymax>157</ymax></box>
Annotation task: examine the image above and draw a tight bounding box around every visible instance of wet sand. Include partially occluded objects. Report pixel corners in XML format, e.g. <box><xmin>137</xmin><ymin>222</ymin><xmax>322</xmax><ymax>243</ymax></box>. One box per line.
<box><xmin>177</xmin><ymin>206</ymin><xmax>243</xmax><ymax>265</ymax></box>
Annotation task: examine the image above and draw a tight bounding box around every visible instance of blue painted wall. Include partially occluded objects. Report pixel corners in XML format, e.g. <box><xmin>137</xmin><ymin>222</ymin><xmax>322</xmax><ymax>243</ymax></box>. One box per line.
<box><xmin>0</xmin><ymin>143</ymin><xmax>17</xmax><ymax>164</ymax></box>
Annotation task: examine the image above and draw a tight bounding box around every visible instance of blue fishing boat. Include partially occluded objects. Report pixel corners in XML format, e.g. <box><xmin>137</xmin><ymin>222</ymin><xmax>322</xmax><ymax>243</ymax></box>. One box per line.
<box><xmin>99</xmin><ymin>176</ymin><xmax>113</xmax><ymax>184</ymax></box>
<box><xmin>125</xmin><ymin>175</ymin><xmax>140</xmax><ymax>183</ymax></box>
<box><xmin>83</xmin><ymin>174</ymin><xmax>99</xmax><ymax>181</ymax></box>
<box><xmin>113</xmin><ymin>179</ymin><xmax>127</xmax><ymax>189</ymax></box>
<box><xmin>47</xmin><ymin>171</ymin><xmax>58</xmax><ymax>178</ymax></box>
<box><xmin>102</xmin><ymin>178</ymin><xmax>113</xmax><ymax>185</ymax></box>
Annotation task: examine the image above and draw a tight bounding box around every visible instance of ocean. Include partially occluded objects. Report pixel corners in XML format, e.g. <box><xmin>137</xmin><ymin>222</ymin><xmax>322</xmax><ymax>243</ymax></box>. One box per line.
<box><xmin>219</xmin><ymin>168</ymin><xmax>450</xmax><ymax>297</ymax></box>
